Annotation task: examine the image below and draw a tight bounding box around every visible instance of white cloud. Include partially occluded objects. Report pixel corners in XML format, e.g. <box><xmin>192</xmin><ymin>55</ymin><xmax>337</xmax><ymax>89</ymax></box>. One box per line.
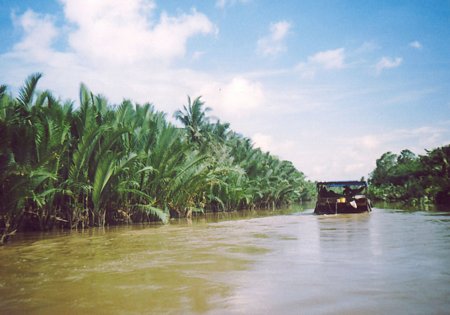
<box><xmin>288</xmin><ymin>134</ymin><xmax>374</xmax><ymax>181</ymax></box>
<box><xmin>355</xmin><ymin>41</ymin><xmax>380</xmax><ymax>54</ymax></box>
<box><xmin>252</xmin><ymin>132</ymin><xmax>295</xmax><ymax>155</ymax></box>
<box><xmin>62</xmin><ymin>0</ymin><xmax>215</xmax><ymax>65</ymax></box>
<box><xmin>347</xmin><ymin>126</ymin><xmax>447</xmax><ymax>175</ymax></box>
<box><xmin>382</xmin><ymin>126</ymin><xmax>448</xmax><ymax>150</ymax></box>
<box><xmin>220</xmin><ymin>77</ymin><xmax>264</xmax><ymax>113</ymax></box>
<box><xmin>252</xmin><ymin>133</ymin><xmax>273</xmax><ymax>152</ymax></box>
<box><xmin>192</xmin><ymin>51</ymin><xmax>206</xmax><ymax>60</ymax></box>
<box><xmin>375</xmin><ymin>56</ymin><xmax>402</xmax><ymax>74</ymax></box>
<box><xmin>10</xmin><ymin>10</ymin><xmax>59</xmax><ymax>61</ymax></box>
<box><xmin>257</xmin><ymin>21</ymin><xmax>291</xmax><ymax>56</ymax></box>
<box><xmin>409</xmin><ymin>40</ymin><xmax>422</xmax><ymax>49</ymax></box>
<box><xmin>382</xmin><ymin>88</ymin><xmax>435</xmax><ymax>106</ymax></box>
<box><xmin>201</xmin><ymin>76</ymin><xmax>265</xmax><ymax>120</ymax></box>
<box><xmin>295</xmin><ymin>48</ymin><xmax>345</xmax><ymax>78</ymax></box>
<box><xmin>308</xmin><ymin>48</ymin><xmax>345</xmax><ymax>69</ymax></box>
<box><xmin>358</xmin><ymin>135</ymin><xmax>381</xmax><ymax>150</ymax></box>
<box><xmin>216</xmin><ymin>0</ymin><xmax>250</xmax><ymax>9</ymax></box>
<box><xmin>294</xmin><ymin>62</ymin><xmax>316</xmax><ymax>79</ymax></box>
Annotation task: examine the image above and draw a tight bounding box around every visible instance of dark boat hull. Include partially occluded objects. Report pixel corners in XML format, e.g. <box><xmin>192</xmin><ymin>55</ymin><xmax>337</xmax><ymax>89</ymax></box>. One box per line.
<box><xmin>314</xmin><ymin>197</ymin><xmax>372</xmax><ymax>215</ymax></box>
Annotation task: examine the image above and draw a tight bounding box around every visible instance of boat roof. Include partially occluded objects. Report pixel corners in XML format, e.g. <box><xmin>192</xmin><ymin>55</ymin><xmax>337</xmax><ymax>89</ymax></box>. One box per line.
<box><xmin>317</xmin><ymin>181</ymin><xmax>367</xmax><ymax>187</ymax></box>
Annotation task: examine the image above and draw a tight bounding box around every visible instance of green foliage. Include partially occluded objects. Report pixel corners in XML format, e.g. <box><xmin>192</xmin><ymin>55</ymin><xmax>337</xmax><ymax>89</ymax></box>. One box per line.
<box><xmin>174</xmin><ymin>96</ymin><xmax>211</xmax><ymax>145</ymax></box>
<box><xmin>368</xmin><ymin>146</ymin><xmax>450</xmax><ymax>204</ymax></box>
<box><xmin>0</xmin><ymin>74</ymin><xmax>314</xmax><ymax>244</ymax></box>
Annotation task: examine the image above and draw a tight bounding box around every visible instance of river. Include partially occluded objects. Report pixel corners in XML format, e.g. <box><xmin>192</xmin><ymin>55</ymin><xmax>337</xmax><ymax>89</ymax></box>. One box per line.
<box><xmin>0</xmin><ymin>205</ymin><xmax>449</xmax><ymax>314</ymax></box>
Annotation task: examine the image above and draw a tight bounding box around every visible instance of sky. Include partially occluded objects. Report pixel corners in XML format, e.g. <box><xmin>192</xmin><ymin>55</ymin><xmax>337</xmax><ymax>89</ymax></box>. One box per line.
<box><xmin>1</xmin><ymin>0</ymin><xmax>449</xmax><ymax>181</ymax></box>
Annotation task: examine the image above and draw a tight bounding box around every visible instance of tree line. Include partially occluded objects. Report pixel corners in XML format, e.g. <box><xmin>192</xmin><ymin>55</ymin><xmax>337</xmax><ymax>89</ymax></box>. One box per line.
<box><xmin>0</xmin><ymin>74</ymin><xmax>315</xmax><ymax>244</ymax></box>
<box><xmin>368</xmin><ymin>146</ymin><xmax>450</xmax><ymax>205</ymax></box>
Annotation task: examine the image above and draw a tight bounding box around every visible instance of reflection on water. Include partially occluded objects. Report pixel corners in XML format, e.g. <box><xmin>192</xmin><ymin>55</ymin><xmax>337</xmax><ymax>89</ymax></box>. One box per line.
<box><xmin>0</xmin><ymin>205</ymin><xmax>449</xmax><ymax>314</ymax></box>
<box><xmin>374</xmin><ymin>200</ymin><xmax>450</xmax><ymax>213</ymax></box>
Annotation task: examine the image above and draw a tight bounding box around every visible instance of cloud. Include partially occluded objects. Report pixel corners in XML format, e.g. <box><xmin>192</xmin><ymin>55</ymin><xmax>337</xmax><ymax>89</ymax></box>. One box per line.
<box><xmin>62</xmin><ymin>0</ymin><xmax>216</xmax><ymax>65</ymax></box>
<box><xmin>10</xmin><ymin>0</ymin><xmax>217</xmax><ymax>67</ymax></box>
<box><xmin>355</xmin><ymin>41</ymin><xmax>380</xmax><ymax>54</ymax></box>
<box><xmin>358</xmin><ymin>135</ymin><xmax>381</xmax><ymax>150</ymax></box>
<box><xmin>252</xmin><ymin>133</ymin><xmax>273</xmax><ymax>152</ymax></box>
<box><xmin>192</xmin><ymin>51</ymin><xmax>206</xmax><ymax>60</ymax></box>
<box><xmin>10</xmin><ymin>10</ymin><xmax>59</xmax><ymax>61</ymax></box>
<box><xmin>347</xmin><ymin>125</ymin><xmax>448</xmax><ymax>174</ymax></box>
<box><xmin>382</xmin><ymin>88</ymin><xmax>435</xmax><ymax>106</ymax></box>
<box><xmin>382</xmin><ymin>126</ymin><xmax>449</xmax><ymax>150</ymax></box>
<box><xmin>356</xmin><ymin>126</ymin><xmax>448</xmax><ymax>156</ymax></box>
<box><xmin>252</xmin><ymin>132</ymin><xmax>295</xmax><ymax>155</ymax></box>
<box><xmin>375</xmin><ymin>56</ymin><xmax>402</xmax><ymax>74</ymax></box>
<box><xmin>216</xmin><ymin>0</ymin><xmax>250</xmax><ymax>9</ymax></box>
<box><xmin>295</xmin><ymin>48</ymin><xmax>345</xmax><ymax>78</ymax></box>
<box><xmin>409</xmin><ymin>40</ymin><xmax>422</xmax><ymax>49</ymax></box>
<box><xmin>308</xmin><ymin>48</ymin><xmax>345</xmax><ymax>69</ymax></box>
<box><xmin>201</xmin><ymin>76</ymin><xmax>265</xmax><ymax>120</ymax></box>
<box><xmin>257</xmin><ymin>21</ymin><xmax>291</xmax><ymax>56</ymax></box>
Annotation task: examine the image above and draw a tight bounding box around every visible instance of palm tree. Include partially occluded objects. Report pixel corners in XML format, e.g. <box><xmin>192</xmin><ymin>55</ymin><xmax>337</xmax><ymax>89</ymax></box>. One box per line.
<box><xmin>174</xmin><ymin>96</ymin><xmax>211</xmax><ymax>144</ymax></box>
<box><xmin>0</xmin><ymin>73</ymin><xmax>66</xmax><ymax>242</ymax></box>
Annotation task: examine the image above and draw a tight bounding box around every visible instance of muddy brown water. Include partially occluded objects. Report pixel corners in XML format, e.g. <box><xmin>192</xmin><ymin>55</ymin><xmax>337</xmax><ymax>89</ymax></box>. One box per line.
<box><xmin>1</xmin><ymin>205</ymin><xmax>449</xmax><ymax>314</ymax></box>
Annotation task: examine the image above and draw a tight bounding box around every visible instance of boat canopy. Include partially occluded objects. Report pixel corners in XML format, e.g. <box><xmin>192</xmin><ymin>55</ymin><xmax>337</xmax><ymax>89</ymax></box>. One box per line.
<box><xmin>316</xmin><ymin>181</ymin><xmax>367</xmax><ymax>188</ymax></box>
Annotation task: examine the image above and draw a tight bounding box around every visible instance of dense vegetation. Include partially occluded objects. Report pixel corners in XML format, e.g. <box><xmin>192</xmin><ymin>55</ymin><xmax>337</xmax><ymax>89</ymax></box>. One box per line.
<box><xmin>0</xmin><ymin>74</ymin><xmax>314</xmax><ymax>244</ymax></box>
<box><xmin>368</xmin><ymin>146</ymin><xmax>450</xmax><ymax>205</ymax></box>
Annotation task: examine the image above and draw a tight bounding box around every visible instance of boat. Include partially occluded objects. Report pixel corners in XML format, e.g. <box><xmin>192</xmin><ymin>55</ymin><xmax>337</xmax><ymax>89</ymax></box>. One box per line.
<box><xmin>314</xmin><ymin>181</ymin><xmax>372</xmax><ymax>214</ymax></box>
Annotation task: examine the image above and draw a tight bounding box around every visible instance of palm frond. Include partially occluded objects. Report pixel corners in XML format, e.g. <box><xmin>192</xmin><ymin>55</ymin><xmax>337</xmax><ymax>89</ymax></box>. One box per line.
<box><xmin>134</xmin><ymin>204</ymin><xmax>168</xmax><ymax>223</ymax></box>
<box><xmin>17</xmin><ymin>73</ymin><xmax>42</xmax><ymax>108</ymax></box>
<box><xmin>0</xmin><ymin>84</ymin><xmax>7</xmax><ymax>98</ymax></box>
<box><xmin>92</xmin><ymin>151</ymin><xmax>116</xmax><ymax>212</ymax></box>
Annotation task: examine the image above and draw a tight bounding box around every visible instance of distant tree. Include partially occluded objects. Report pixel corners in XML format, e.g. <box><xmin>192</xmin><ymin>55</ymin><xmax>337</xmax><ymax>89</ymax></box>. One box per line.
<box><xmin>369</xmin><ymin>146</ymin><xmax>450</xmax><ymax>204</ymax></box>
<box><xmin>370</xmin><ymin>152</ymin><xmax>398</xmax><ymax>185</ymax></box>
<box><xmin>420</xmin><ymin>145</ymin><xmax>450</xmax><ymax>204</ymax></box>
<box><xmin>397</xmin><ymin>149</ymin><xmax>416</xmax><ymax>164</ymax></box>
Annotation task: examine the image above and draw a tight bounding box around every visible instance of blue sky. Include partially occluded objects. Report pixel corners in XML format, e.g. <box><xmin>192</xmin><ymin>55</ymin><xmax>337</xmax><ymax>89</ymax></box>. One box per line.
<box><xmin>1</xmin><ymin>0</ymin><xmax>449</xmax><ymax>180</ymax></box>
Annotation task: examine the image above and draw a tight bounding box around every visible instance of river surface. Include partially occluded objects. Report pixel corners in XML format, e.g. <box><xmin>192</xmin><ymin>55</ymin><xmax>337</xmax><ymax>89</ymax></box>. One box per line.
<box><xmin>1</xmin><ymin>205</ymin><xmax>449</xmax><ymax>314</ymax></box>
